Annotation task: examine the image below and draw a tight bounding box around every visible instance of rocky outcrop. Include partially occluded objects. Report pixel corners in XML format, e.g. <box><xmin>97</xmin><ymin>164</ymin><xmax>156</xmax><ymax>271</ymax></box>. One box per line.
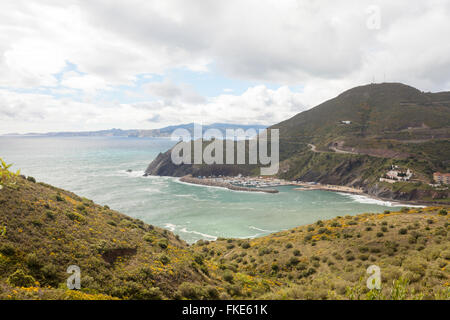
<box><xmin>144</xmin><ymin>145</ymin><xmax>257</xmax><ymax>177</ymax></box>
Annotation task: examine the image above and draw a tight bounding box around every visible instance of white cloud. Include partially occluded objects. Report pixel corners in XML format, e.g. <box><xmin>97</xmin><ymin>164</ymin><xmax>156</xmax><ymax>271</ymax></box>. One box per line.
<box><xmin>0</xmin><ymin>85</ymin><xmax>305</xmax><ymax>133</ymax></box>
<box><xmin>0</xmin><ymin>0</ymin><xmax>450</xmax><ymax>132</ymax></box>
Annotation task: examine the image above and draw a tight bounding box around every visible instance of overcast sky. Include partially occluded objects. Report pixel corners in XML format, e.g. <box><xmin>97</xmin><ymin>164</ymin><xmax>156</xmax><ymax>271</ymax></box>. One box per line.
<box><xmin>1</xmin><ymin>0</ymin><xmax>450</xmax><ymax>133</ymax></box>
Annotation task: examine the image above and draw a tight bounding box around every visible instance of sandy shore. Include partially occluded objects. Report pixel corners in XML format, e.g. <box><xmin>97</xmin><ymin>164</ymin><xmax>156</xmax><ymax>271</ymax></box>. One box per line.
<box><xmin>180</xmin><ymin>176</ymin><xmax>279</xmax><ymax>193</ymax></box>
<box><xmin>293</xmin><ymin>182</ymin><xmax>364</xmax><ymax>194</ymax></box>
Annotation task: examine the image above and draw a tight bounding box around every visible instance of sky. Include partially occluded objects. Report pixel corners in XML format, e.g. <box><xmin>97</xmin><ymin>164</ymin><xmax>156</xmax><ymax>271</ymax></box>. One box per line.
<box><xmin>1</xmin><ymin>0</ymin><xmax>450</xmax><ymax>134</ymax></box>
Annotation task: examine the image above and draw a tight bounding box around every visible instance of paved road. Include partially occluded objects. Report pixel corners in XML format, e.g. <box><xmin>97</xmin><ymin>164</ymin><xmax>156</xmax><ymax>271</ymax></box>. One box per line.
<box><xmin>308</xmin><ymin>143</ymin><xmax>358</xmax><ymax>155</ymax></box>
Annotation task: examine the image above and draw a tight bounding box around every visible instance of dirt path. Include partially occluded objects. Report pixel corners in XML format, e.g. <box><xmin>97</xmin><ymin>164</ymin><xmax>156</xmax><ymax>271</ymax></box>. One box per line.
<box><xmin>308</xmin><ymin>143</ymin><xmax>358</xmax><ymax>155</ymax></box>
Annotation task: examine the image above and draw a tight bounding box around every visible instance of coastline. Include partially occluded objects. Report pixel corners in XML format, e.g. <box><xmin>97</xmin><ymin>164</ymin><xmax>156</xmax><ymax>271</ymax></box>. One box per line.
<box><xmin>293</xmin><ymin>182</ymin><xmax>364</xmax><ymax>195</ymax></box>
<box><xmin>293</xmin><ymin>181</ymin><xmax>434</xmax><ymax>207</ymax></box>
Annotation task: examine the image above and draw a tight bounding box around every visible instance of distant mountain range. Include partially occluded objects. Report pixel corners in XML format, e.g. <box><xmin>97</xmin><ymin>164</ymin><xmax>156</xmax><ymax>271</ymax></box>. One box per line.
<box><xmin>4</xmin><ymin>123</ymin><xmax>267</xmax><ymax>138</ymax></box>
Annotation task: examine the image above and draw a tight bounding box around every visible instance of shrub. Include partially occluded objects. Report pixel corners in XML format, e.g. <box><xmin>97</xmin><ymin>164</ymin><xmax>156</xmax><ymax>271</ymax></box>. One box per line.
<box><xmin>7</xmin><ymin>269</ymin><xmax>36</xmax><ymax>287</ymax></box>
<box><xmin>27</xmin><ymin>176</ymin><xmax>36</xmax><ymax>183</ymax></box>
<box><xmin>158</xmin><ymin>239</ymin><xmax>168</xmax><ymax>249</ymax></box>
<box><xmin>193</xmin><ymin>254</ymin><xmax>204</xmax><ymax>265</ymax></box>
<box><xmin>206</xmin><ymin>286</ymin><xmax>219</xmax><ymax>299</ymax></box>
<box><xmin>45</xmin><ymin>210</ymin><xmax>55</xmax><ymax>220</ymax></box>
<box><xmin>293</xmin><ymin>249</ymin><xmax>301</xmax><ymax>256</ymax></box>
<box><xmin>330</xmin><ymin>222</ymin><xmax>341</xmax><ymax>227</ymax></box>
<box><xmin>25</xmin><ymin>253</ymin><xmax>43</xmax><ymax>270</ymax></box>
<box><xmin>399</xmin><ymin>228</ymin><xmax>407</xmax><ymax>235</ymax></box>
<box><xmin>271</xmin><ymin>263</ymin><xmax>279</xmax><ymax>272</ymax></box>
<box><xmin>226</xmin><ymin>244</ymin><xmax>235</xmax><ymax>250</ymax></box>
<box><xmin>223</xmin><ymin>270</ymin><xmax>234</xmax><ymax>283</ymax></box>
<box><xmin>287</xmin><ymin>257</ymin><xmax>299</xmax><ymax>266</ymax></box>
<box><xmin>345</xmin><ymin>254</ymin><xmax>355</xmax><ymax>261</ymax></box>
<box><xmin>158</xmin><ymin>254</ymin><xmax>170</xmax><ymax>265</ymax></box>
<box><xmin>438</xmin><ymin>209</ymin><xmax>447</xmax><ymax>216</ymax></box>
<box><xmin>241</xmin><ymin>242</ymin><xmax>251</xmax><ymax>249</ymax></box>
<box><xmin>304</xmin><ymin>234</ymin><xmax>313</xmax><ymax>241</ymax></box>
<box><xmin>376</xmin><ymin>232</ymin><xmax>384</xmax><ymax>238</ymax></box>
<box><xmin>179</xmin><ymin>282</ymin><xmax>205</xmax><ymax>299</ymax></box>
<box><xmin>140</xmin><ymin>287</ymin><xmax>163</xmax><ymax>300</ymax></box>
<box><xmin>359</xmin><ymin>246</ymin><xmax>369</xmax><ymax>253</ymax></box>
<box><xmin>0</xmin><ymin>244</ymin><xmax>15</xmax><ymax>256</ymax></box>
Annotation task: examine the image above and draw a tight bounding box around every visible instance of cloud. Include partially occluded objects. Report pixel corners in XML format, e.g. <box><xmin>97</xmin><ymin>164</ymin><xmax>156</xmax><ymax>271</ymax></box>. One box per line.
<box><xmin>0</xmin><ymin>85</ymin><xmax>305</xmax><ymax>133</ymax></box>
<box><xmin>1</xmin><ymin>0</ymin><xmax>450</xmax><ymax>133</ymax></box>
<box><xmin>145</xmin><ymin>80</ymin><xmax>205</xmax><ymax>104</ymax></box>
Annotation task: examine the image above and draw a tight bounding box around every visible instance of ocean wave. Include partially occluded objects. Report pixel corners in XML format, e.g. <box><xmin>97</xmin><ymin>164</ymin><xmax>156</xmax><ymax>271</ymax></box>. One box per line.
<box><xmin>249</xmin><ymin>226</ymin><xmax>276</xmax><ymax>233</ymax></box>
<box><xmin>338</xmin><ymin>193</ymin><xmax>425</xmax><ymax>208</ymax></box>
<box><xmin>164</xmin><ymin>223</ymin><xmax>176</xmax><ymax>232</ymax></box>
<box><xmin>179</xmin><ymin>227</ymin><xmax>218</xmax><ymax>240</ymax></box>
<box><xmin>118</xmin><ymin>170</ymin><xmax>146</xmax><ymax>178</ymax></box>
<box><xmin>140</xmin><ymin>187</ymin><xmax>164</xmax><ymax>194</ymax></box>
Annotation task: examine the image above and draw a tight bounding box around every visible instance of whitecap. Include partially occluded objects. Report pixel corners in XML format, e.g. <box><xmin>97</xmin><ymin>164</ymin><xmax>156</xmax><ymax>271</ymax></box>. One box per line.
<box><xmin>249</xmin><ymin>226</ymin><xmax>276</xmax><ymax>233</ymax></box>
<box><xmin>338</xmin><ymin>193</ymin><xmax>425</xmax><ymax>208</ymax></box>
<box><xmin>179</xmin><ymin>227</ymin><xmax>218</xmax><ymax>240</ymax></box>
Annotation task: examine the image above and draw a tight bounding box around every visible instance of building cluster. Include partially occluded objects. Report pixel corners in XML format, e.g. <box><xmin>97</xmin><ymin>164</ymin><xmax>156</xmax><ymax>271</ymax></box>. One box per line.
<box><xmin>379</xmin><ymin>165</ymin><xmax>413</xmax><ymax>184</ymax></box>
<box><xmin>433</xmin><ymin>172</ymin><xmax>450</xmax><ymax>185</ymax></box>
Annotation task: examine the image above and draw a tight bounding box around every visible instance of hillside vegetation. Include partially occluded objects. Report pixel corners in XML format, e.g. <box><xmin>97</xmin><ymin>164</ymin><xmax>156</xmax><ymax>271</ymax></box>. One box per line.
<box><xmin>0</xmin><ymin>162</ymin><xmax>449</xmax><ymax>300</ymax></box>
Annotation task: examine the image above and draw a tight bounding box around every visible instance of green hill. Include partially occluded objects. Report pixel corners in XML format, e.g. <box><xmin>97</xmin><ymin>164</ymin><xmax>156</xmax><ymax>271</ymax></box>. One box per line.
<box><xmin>144</xmin><ymin>83</ymin><xmax>450</xmax><ymax>203</ymax></box>
<box><xmin>0</xmin><ymin>163</ymin><xmax>449</xmax><ymax>300</ymax></box>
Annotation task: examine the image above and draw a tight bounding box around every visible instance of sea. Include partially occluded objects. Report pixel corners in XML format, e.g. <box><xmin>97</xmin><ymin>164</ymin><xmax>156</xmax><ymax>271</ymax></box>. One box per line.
<box><xmin>0</xmin><ymin>136</ymin><xmax>414</xmax><ymax>243</ymax></box>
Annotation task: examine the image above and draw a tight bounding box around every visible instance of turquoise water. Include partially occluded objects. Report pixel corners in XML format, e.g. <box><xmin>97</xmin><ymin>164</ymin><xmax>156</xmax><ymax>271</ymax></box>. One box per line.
<box><xmin>0</xmin><ymin>136</ymin><xmax>410</xmax><ymax>243</ymax></box>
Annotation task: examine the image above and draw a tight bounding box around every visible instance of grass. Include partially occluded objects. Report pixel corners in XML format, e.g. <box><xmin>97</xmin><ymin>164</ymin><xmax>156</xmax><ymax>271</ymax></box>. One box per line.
<box><xmin>0</xmin><ymin>164</ymin><xmax>449</xmax><ymax>300</ymax></box>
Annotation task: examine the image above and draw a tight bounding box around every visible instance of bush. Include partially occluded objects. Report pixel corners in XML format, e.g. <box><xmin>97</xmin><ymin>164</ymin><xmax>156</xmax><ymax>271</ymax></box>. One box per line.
<box><xmin>438</xmin><ymin>209</ymin><xmax>447</xmax><ymax>216</ymax></box>
<box><xmin>178</xmin><ymin>282</ymin><xmax>205</xmax><ymax>299</ymax></box>
<box><xmin>293</xmin><ymin>249</ymin><xmax>301</xmax><ymax>256</ymax></box>
<box><xmin>0</xmin><ymin>244</ymin><xmax>15</xmax><ymax>256</ymax></box>
<box><xmin>158</xmin><ymin>239</ymin><xmax>168</xmax><ymax>249</ymax></box>
<box><xmin>376</xmin><ymin>232</ymin><xmax>384</xmax><ymax>237</ymax></box>
<box><xmin>158</xmin><ymin>254</ymin><xmax>170</xmax><ymax>265</ymax></box>
<box><xmin>140</xmin><ymin>287</ymin><xmax>163</xmax><ymax>300</ymax></box>
<box><xmin>193</xmin><ymin>254</ymin><xmax>204</xmax><ymax>265</ymax></box>
<box><xmin>223</xmin><ymin>270</ymin><xmax>234</xmax><ymax>283</ymax></box>
<box><xmin>399</xmin><ymin>228</ymin><xmax>407</xmax><ymax>235</ymax></box>
<box><xmin>7</xmin><ymin>269</ymin><xmax>36</xmax><ymax>287</ymax></box>
<box><xmin>27</xmin><ymin>176</ymin><xmax>36</xmax><ymax>183</ymax></box>
<box><xmin>25</xmin><ymin>253</ymin><xmax>43</xmax><ymax>270</ymax></box>
<box><xmin>288</xmin><ymin>257</ymin><xmax>299</xmax><ymax>266</ymax></box>
<box><xmin>66</xmin><ymin>211</ymin><xmax>84</xmax><ymax>222</ymax></box>
<box><xmin>241</xmin><ymin>242</ymin><xmax>251</xmax><ymax>249</ymax></box>
<box><xmin>285</xmin><ymin>243</ymin><xmax>293</xmax><ymax>249</ymax></box>
<box><xmin>45</xmin><ymin>210</ymin><xmax>55</xmax><ymax>220</ymax></box>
